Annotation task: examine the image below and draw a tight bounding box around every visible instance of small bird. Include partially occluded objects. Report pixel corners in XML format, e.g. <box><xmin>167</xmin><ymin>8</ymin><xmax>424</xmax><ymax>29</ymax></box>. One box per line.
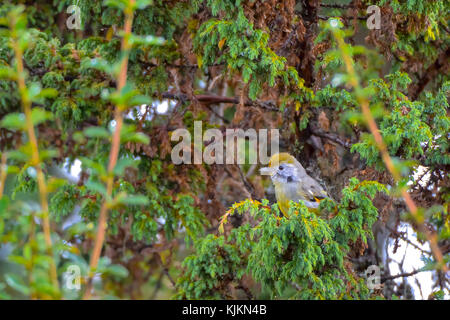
<box><xmin>260</xmin><ymin>153</ymin><xmax>328</xmax><ymax>217</ymax></box>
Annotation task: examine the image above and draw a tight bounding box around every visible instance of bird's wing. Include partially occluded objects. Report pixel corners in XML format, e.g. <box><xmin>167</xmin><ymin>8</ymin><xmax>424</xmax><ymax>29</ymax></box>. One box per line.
<box><xmin>298</xmin><ymin>177</ymin><xmax>328</xmax><ymax>202</ymax></box>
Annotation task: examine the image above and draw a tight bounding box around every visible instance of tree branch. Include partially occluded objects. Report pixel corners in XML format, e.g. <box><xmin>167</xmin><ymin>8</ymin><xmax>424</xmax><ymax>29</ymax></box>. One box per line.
<box><xmin>161</xmin><ymin>92</ymin><xmax>280</xmax><ymax>111</ymax></box>
<box><xmin>309</xmin><ymin>125</ymin><xmax>352</xmax><ymax>148</ymax></box>
<box><xmin>320</xmin><ymin>4</ymin><xmax>354</xmax><ymax>9</ymax></box>
<box><xmin>318</xmin><ymin>15</ymin><xmax>368</xmax><ymax>21</ymax></box>
<box><xmin>83</xmin><ymin>1</ymin><xmax>135</xmax><ymax>300</ymax></box>
<box><xmin>10</xmin><ymin>15</ymin><xmax>59</xmax><ymax>294</ymax></box>
<box><xmin>382</xmin><ymin>269</ymin><xmax>425</xmax><ymax>282</ymax></box>
<box><xmin>0</xmin><ymin>152</ymin><xmax>7</xmax><ymax>199</ymax></box>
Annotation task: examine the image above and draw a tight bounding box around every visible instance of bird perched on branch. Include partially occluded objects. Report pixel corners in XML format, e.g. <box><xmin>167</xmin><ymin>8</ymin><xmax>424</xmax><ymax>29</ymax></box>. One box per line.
<box><xmin>260</xmin><ymin>153</ymin><xmax>328</xmax><ymax>217</ymax></box>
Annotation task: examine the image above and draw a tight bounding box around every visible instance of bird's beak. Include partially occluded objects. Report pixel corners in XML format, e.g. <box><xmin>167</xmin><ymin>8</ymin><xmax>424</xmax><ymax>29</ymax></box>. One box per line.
<box><xmin>260</xmin><ymin>166</ymin><xmax>275</xmax><ymax>176</ymax></box>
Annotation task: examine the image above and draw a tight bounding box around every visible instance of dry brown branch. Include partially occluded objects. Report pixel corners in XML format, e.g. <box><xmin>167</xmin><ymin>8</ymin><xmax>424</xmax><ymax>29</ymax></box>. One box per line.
<box><xmin>161</xmin><ymin>92</ymin><xmax>280</xmax><ymax>111</ymax></box>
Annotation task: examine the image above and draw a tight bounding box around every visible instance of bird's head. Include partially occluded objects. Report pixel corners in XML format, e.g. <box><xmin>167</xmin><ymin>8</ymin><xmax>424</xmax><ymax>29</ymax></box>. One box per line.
<box><xmin>259</xmin><ymin>153</ymin><xmax>306</xmax><ymax>183</ymax></box>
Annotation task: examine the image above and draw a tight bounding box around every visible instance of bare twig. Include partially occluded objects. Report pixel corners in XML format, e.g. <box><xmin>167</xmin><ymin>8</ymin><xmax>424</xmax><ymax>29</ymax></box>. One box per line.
<box><xmin>223</xmin><ymin>166</ymin><xmax>251</xmax><ymax>199</ymax></box>
<box><xmin>382</xmin><ymin>268</ymin><xmax>426</xmax><ymax>282</ymax></box>
<box><xmin>414</xmin><ymin>276</ymin><xmax>424</xmax><ymax>299</ymax></box>
<box><xmin>318</xmin><ymin>15</ymin><xmax>368</xmax><ymax>21</ymax></box>
<box><xmin>0</xmin><ymin>152</ymin><xmax>7</xmax><ymax>199</ymax></box>
<box><xmin>161</xmin><ymin>92</ymin><xmax>280</xmax><ymax>112</ymax></box>
<box><xmin>163</xmin><ymin>267</ymin><xmax>176</xmax><ymax>288</ymax></box>
<box><xmin>236</xmin><ymin>164</ymin><xmax>257</xmax><ymax>200</ymax></box>
<box><xmin>236</xmin><ymin>281</ymin><xmax>254</xmax><ymax>300</ymax></box>
<box><xmin>387</xmin><ymin>226</ymin><xmax>432</xmax><ymax>256</ymax></box>
<box><xmin>141</xmin><ymin>61</ymin><xmax>223</xmax><ymax>69</ymax></box>
<box><xmin>150</xmin><ymin>272</ymin><xmax>164</xmax><ymax>299</ymax></box>
<box><xmin>206</xmin><ymin>105</ymin><xmax>230</xmax><ymax>124</ymax></box>
<box><xmin>320</xmin><ymin>4</ymin><xmax>354</xmax><ymax>9</ymax></box>
<box><xmin>291</xmin><ymin>281</ymin><xmax>302</xmax><ymax>291</ymax></box>
<box><xmin>309</xmin><ymin>125</ymin><xmax>352</xmax><ymax>148</ymax></box>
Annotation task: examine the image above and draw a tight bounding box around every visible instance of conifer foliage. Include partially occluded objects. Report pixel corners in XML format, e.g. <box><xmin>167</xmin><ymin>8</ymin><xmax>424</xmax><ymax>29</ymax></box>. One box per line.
<box><xmin>0</xmin><ymin>0</ymin><xmax>448</xmax><ymax>299</ymax></box>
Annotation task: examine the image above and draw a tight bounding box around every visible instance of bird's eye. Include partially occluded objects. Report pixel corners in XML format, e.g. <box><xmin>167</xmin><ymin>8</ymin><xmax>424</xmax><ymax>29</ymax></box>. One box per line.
<box><xmin>279</xmin><ymin>166</ymin><xmax>283</xmax><ymax>170</ymax></box>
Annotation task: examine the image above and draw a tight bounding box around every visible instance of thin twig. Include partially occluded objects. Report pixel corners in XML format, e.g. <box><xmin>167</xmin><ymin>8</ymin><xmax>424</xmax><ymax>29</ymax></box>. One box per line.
<box><xmin>320</xmin><ymin>4</ymin><xmax>354</xmax><ymax>9</ymax></box>
<box><xmin>236</xmin><ymin>164</ymin><xmax>257</xmax><ymax>200</ymax></box>
<box><xmin>309</xmin><ymin>125</ymin><xmax>352</xmax><ymax>148</ymax></box>
<box><xmin>150</xmin><ymin>272</ymin><xmax>163</xmax><ymax>299</ymax></box>
<box><xmin>10</xmin><ymin>14</ymin><xmax>59</xmax><ymax>294</ymax></box>
<box><xmin>141</xmin><ymin>61</ymin><xmax>223</xmax><ymax>69</ymax></box>
<box><xmin>236</xmin><ymin>281</ymin><xmax>254</xmax><ymax>300</ymax></box>
<box><xmin>387</xmin><ymin>226</ymin><xmax>432</xmax><ymax>256</ymax></box>
<box><xmin>0</xmin><ymin>152</ymin><xmax>7</xmax><ymax>199</ymax></box>
<box><xmin>161</xmin><ymin>92</ymin><xmax>280</xmax><ymax>112</ymax></box>
<box><xmin>291</xmin><ymin>281</ymin><xmax>302</xmax><ymax>291</ymax></box>
<box><xmin>318</xmin><ymin>15</ymin><xmax>368</xmax><ymax>21</ymax></box>
<box><xmin>382</xmin><ymin>269</ymin><xmax>425</xmax><ymax>282</ymax></box>
<box><xmin>223</xmin><ymin>166</ymin><xmax>251</xmax><ymax>199</ymax></box>
<box><xmin>83</xmin><ymin>1</ymin><xmax>135</xmax><ymax>300</ymax></box>
<box><xmin>163</xmin><ymin>267</ymin><xmax>176</xmax><ymax>288</ymax></box>
<box><xmin>206</xmin><ymin>105</ymin><xmax>230</xmax><ymax>124</ymax></box>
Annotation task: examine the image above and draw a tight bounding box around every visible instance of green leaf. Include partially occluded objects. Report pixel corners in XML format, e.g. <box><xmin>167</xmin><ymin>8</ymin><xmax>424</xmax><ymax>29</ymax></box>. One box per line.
<box><xmin>105</xmin><ymin>264</ymin><xmax>129</xmax><ymax>278</ymax></box>
<box><xmin>128</xmin><ymin>34</ymin><xmax>165</xmax><ymax>47</ymax></box>
<box><xmin>135</xmin><ymin>0</ymin><xmax>153</xmax><ymax>10</ymax></box>
<box><xmin>128</xmin><ymin>95</ymin><xmax>152</xmax><ymax>106</ymax></box>
<box><xmin>97</xmin><ymin>256</ymin><xmax>112</xmax><ymax>271</ymax></box>
<box><xmin>117</xmin><ymin>194</ymin><xmax>149</xmax><ymax>206</ymax></box>
<box><xmin>5</xmin><ymin>273</ymin><xmax>30</xmax><ymax>296</ymax></box>
<box><xmin>85</xmin><ymin>180</ymin><xmax>107</xmax><ymax>196</ymax></box>
<box><xmin>113</xmin><ymin>157</ymin><xmax>138</xmax><ymax>176</ymax></box>
<box><xmin>31</xmin><ymin>108</ymin><xmax>53</xmax><ymax>126</ymax></box>
<box><xmin>121</xmin><ymin>132</ymin><xmax>150</xmax><ymax>144</ymax></box>
<box><xmin>37</xmin><ymin>88</ymin><xmax>58</xmax><ymax>100</ymax></box>
<box><xmin>84</xmin><ymin>126</ymin><xmax>111</xmax><ymax>139</ymax></box>
<box><xmin>0</xmin><ymin>113</ymin><xmax>26</xmax><ymax>130</ymax></box>
<box><xmin>8</xmin><ymin>255</ymin><xmax>29</xmax><ymax>266</ymax></box>
<box><xmin>7</xmin><ymin>149</ymin><xmax>30</xmax><ymax>162</ymax></box>
<box><xmin>82</xmin><ymin>57</ymin><xmax>118</xmax><ymax>77</ymax></box>
<box><xmin>40</xmin><ymin>148</ymin><xmax>59</xmax><ymax>161</ymax></box>
<box><xmin>80</xmin><ymin>157</ymin><xmax>106</xmax><ymax>176</ymax></box>
<box><xmin>6</xmin><ymin>165</ymin><xmax>20</xmax><ymax>174</ymax></box>
<box><xmin>0</xmin><ymin>196</ymin><xmax>9</xmax><ymax>216</ymax></box>
<box><xmin>27</xmin><ymin>83</ymin><xmax>42</xmax><ymax>101</ymax></box>
<box><xmin>0</xmin><ymin>66</ymin><xmax>16</xmax><ymax>80</ymax></box>
<box><xmin>104</xmin><ymin>0</ymin><xmax>129</xmax><ymax>11</ymax></box>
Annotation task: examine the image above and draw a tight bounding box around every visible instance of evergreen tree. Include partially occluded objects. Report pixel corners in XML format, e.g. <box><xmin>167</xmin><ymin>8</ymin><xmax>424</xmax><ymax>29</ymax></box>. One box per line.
<box><xmin>0</xmin><ymin>0</ymin><xmax>448</xmax><ymax>299</ymax></box>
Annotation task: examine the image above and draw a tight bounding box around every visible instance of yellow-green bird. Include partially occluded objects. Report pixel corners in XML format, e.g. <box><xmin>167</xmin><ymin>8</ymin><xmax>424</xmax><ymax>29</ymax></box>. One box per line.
<box><xmin>260</xmin><ymin>153</ymin><xmax>328</xmax><ymax>217</ymax></box>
